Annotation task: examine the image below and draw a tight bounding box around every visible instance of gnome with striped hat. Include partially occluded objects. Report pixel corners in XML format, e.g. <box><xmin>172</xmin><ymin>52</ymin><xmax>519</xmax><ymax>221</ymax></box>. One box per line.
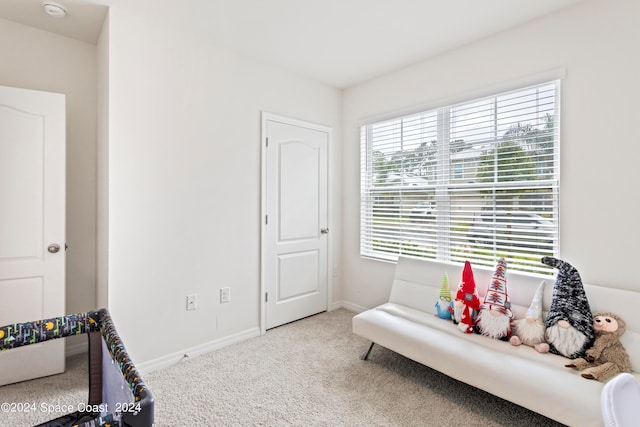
<box><xmin>435</xmin><ymin>272</ymin><xmax>454</xmax><ymax>319</ymax></box>
<box><xmin>475</xmin><ymin>257</ymin><xmax>513</xmax><ymax>340</ymax></box>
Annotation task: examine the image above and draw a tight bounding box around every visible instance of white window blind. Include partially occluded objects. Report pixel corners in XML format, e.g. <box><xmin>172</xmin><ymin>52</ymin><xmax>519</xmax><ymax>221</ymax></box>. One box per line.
<box><xmin>360</xmin><ymin>81</ymin><xmax>559</xmax><ymax>275</ymax></box>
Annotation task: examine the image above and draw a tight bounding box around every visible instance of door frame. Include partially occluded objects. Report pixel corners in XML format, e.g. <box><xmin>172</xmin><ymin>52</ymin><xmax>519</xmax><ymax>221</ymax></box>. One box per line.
<box><xmin>260</xmin><ymin>112</ymin><xmax>332</xmax><ymax>335</ymax></box>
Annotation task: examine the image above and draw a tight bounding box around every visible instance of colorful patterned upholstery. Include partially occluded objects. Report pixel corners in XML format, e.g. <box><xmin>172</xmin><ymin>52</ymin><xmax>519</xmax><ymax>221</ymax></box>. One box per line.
<box><xmin>0</xmin><ymin>309</ymin><xmax>153</xmax><ymax>427</ymax></box>
<box><xmin>0</xmin><ymin>311</ymin><xmax>101</xmax><ymax>350</ymax></box>
<box><xmin>98</xmin><ymin>309</ymin><xmax>150</xmax><ymax>404</ymax></box>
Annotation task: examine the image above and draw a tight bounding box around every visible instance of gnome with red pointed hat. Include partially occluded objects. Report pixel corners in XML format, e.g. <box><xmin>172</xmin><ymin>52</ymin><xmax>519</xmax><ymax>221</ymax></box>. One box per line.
<box><xmin>452</xmin><ymin>261</ymin><xmax>481</xmax><ymax>333</ymax></box>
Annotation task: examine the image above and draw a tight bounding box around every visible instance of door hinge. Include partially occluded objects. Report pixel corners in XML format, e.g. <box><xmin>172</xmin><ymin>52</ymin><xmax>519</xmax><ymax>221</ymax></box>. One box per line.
<box><xmin>266</xmin><ymin>137</ymin><xmax>269</xmax><ymax>147</ymax></box>
<box><xmin>265</xmin><ymin>292</ymin><xmax>268</xmax><ymax>302</ymax></box>
<box><xmin>265</xmin><ymin>214</ymin><xmax>268</xmax><ymax>225</ymax></box>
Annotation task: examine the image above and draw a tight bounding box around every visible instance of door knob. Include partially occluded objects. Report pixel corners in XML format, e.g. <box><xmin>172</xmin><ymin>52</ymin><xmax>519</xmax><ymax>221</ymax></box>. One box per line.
<box><xmin>48</xmin><ymin>244</ymin><xmax>61</xmax><ymax>253</ymax></box>
<box><xmin>321</xmin><ymin>228</ymin><xmax>329</xmax><ymax>234</ymax></box>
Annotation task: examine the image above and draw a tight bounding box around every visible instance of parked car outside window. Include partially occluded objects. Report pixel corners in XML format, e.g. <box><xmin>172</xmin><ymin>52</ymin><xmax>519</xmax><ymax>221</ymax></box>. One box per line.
<box><xmin>467</xmin><ymin>211</ymin><xmax>555</xmax><ymax>250</ymax></box>
<box><xmin>409</xmin><ymin>201</ymin><xmax>435</xmax><ymax>222</ymax></box>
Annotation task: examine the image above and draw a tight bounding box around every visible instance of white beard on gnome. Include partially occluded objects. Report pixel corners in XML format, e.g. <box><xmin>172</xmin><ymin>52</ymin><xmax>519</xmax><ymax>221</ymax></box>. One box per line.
<box><xmin>511</xmin><ymin>317</ymin><xmax>549</xmax><ymax>352</ymax></box>
<box><xmin>452</xmin><ymin>300</ymin><xmax>468</xmax><ymax>330</ymax></box>
<box><xmin>436</xmin><ymin>299</ymin><xmax>451</xmax><ymax>315</ymax></box>
<box><xmin>545</xmin><ymin>319</ymin><xmax>588</xmax><ymax>357</ymax></box>
<box><xmin>513</xmin><ymin>318</ymin><xmax>545</xmax><ymax>346</ymax></box>
<box><xmin>452</xmin><ymin>300</ymin><xmax>462</xmax><ymax>322</ymax></box>
<box><xmin>476</xmin><ymin>309</ymin><xmax>510</xmax><ymax>339</ymax></box>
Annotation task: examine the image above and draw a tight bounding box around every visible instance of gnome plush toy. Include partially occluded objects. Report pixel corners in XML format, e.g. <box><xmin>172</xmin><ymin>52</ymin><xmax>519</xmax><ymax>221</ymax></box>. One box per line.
<box><xmin>435</xmin><ymin>272</ymin><xmax>454</xmax><ymax>319</ymax></box>
<box><xmin>452</xmin><ymin>261</ymin><xmax>481</xmax><ymax>333</ymax></box>
<box><xmin>542</xmin><ymin>257</ymin><xmax>594</xmax><ymax>359</ymax></box>
<box><xmin>475</xmin><ymin>258</ymin><xmax>513</xmax><ymax>340</ymax></box>
<box><xmin>510</xmin><ymin>281</ymin><xmax>549</xmax><ymax>353</ymax></box>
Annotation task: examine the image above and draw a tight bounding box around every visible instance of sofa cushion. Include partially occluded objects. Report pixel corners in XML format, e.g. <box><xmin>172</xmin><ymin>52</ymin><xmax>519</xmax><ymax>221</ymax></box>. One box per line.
<box><xmin>376</xmin><ymin>302</ymin><xmax>569</xmax><ymax>367</ymax></box>
<box><xmin>387</xmin><ymin>257</ymin><xmax>550</xmax><ymax>321</ymax></box>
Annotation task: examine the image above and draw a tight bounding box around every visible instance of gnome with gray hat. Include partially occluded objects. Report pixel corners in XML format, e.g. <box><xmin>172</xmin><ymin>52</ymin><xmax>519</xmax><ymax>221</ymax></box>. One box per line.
<box><xmin>542</xmin><ymin>257</ymin><xmax>594</xmax><ymax>359</ymax></box>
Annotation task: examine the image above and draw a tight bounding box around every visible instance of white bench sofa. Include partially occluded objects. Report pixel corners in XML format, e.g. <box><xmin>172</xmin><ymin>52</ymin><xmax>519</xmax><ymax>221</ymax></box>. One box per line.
<box><xmin>352</xmin><ymin>256</ymin><xmax>640</xmax><ymax>427</ymax></box>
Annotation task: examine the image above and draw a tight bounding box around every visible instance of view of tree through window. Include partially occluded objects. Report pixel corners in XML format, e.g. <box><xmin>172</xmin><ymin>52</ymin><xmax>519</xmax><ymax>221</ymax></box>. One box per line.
<box><xmin>360</xmin><ymin>81</ymin><xmax>559</xmax><ymax>275</ymax></box>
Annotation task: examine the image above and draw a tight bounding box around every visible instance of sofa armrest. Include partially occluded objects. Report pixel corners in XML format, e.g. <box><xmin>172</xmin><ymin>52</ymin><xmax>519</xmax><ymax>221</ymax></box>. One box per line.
<box><xmin>601</xmin><ymin>373</ymin><xmax>640</xmax><ymax>427</ymax></box>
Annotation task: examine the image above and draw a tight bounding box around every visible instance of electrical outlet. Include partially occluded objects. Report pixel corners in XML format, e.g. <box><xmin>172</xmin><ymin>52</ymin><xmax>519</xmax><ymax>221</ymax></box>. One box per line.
<box><xmin>220</xmin><ymin>287</ymin><xmax>231</xmax><ymax>303</ymax></box>
<box><xmin>186</xmin><ymin>294</ymin><xmax>197</xmax><ymax>310</ymax></box>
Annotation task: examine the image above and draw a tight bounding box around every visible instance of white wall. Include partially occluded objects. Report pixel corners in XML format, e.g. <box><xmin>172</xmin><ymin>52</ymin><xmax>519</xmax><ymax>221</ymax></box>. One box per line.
<box><xmin>342</xmin><ymin>0</ymin><xmax>640</xmax><ymax>309</ymax></box>
<box><xmin>0</xmin><ymin>19</ymin><xmax>98</xmax><ymax>346</ymax></box>
<box><xmin>100</xmin><ymin>7</ymin><xmax>342</xmax><ymax>365</ymax></box>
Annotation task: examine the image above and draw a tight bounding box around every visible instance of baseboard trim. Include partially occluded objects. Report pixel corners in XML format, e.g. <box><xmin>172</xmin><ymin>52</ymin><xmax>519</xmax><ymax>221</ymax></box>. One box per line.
<box><xmin>137</xmin><ymin>327</ymin><xmax>261</xmax><ymax>375</ymax></box>
<box><xmin>329</xmin><ymin>300</ymin><xmax>368</xmax><ymax>313</ymax></box>
<box><xmin>328</xmin><ymin>301</ymin><xmax>343</xmax><ymax>311</ymax></box>
<box><xmin>66</xmin><ymin>305</ymin><xmax>367</xmax><ymax>370</ymax></box>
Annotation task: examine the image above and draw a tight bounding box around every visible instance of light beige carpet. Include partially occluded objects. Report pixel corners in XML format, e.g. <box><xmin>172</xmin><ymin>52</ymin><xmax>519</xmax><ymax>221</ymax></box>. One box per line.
<box><xmin>0</xmin><ymin>309</ymin><xmax>565</xmax><ymax>426</ymax></box>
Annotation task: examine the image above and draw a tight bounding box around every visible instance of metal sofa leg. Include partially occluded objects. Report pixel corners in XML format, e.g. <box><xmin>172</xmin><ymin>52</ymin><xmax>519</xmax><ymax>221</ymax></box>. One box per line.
<box><xmin>361</xmin><ymin>342</ymin><xmax>375</xmax><ymax>360</ymax></box>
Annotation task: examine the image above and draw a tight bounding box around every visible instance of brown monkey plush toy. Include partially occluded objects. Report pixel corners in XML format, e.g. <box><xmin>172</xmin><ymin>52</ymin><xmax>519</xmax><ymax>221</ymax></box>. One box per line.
<box><xmin>565</xmin><ymin>312</ymin><xmax>632</xmax><ymax>381</ymax></box>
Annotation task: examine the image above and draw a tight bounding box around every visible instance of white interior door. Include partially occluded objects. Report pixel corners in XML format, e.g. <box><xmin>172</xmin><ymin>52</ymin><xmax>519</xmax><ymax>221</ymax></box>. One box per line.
<box><xmin>263</xmin><ymin>114</ymin><xmax>329</xmax><ymax>330</ymax></box>
<box><xmin>0</xmin><ymin>85</ymin><xmax>66</xmax><ymax>385</ymax></box>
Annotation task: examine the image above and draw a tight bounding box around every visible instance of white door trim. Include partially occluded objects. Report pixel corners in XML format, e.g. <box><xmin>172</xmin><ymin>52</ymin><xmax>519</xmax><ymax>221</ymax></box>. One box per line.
<box><xmin>260</xmin><ymin>112</ymin><xmax>332</xmax><ymax>335</ymax></box>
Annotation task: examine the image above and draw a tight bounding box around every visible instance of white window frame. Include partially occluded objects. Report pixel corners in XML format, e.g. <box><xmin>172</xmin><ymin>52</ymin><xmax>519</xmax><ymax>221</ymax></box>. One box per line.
<box><xmin>360</xmin><ymin>81</ymin><xmax>560</xmax><ymax>275</ymax></box>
